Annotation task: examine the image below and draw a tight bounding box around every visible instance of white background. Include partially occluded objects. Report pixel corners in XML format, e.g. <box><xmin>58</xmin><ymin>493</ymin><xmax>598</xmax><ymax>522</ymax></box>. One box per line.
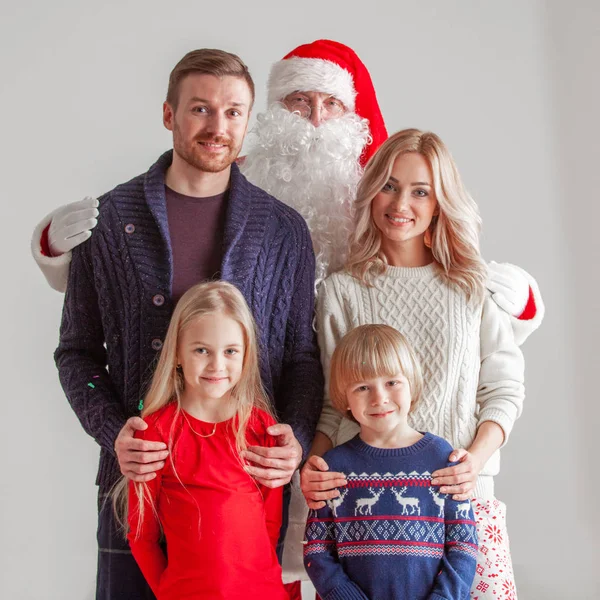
<box><xmin>1</xmin><ymin>1</ymin><xmax>598</xmax><ymax>598</ymax></box>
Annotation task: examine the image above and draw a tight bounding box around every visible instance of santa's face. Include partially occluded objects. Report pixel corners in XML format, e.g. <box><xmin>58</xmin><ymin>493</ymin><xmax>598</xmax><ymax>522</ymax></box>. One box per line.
<box><xmin>282</xmin><ymin>91</ymin><xmax>346</xmax><ymax>127</ymax></box>
<box><xmin>163</xmin><ymin>73</ymin><xmax>251</xmax><ymax>173</ymax></box>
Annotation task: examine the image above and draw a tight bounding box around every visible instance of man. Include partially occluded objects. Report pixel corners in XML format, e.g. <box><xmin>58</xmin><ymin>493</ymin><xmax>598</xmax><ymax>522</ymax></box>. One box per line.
<box><xmin>53</xmin><ymin>48</ymin><xmax>323</xmax><ymax>600</ymax></box>
<box><xmin>241</xmin><ymin>41</ymin><xmax>391</xmax><ymax>593</ymax></box>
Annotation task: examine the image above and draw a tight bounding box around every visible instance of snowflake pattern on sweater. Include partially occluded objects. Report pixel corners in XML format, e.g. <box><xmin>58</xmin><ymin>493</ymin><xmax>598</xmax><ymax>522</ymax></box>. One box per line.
<box><xmin>304</xmin><ymin>433</ymin><xmax>477</xmax><ymax>600</ymax></box>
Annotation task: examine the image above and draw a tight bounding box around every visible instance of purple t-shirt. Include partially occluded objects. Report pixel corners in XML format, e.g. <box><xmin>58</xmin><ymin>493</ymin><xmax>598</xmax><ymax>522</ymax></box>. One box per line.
<box><xmin>165</xmin><ymin>186</ymin><xmax>228</xmax><ymax>303</ymax></box>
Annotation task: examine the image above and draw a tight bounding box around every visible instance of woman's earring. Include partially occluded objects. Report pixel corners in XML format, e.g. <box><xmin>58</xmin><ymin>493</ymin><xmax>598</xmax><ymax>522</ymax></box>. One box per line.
<box><xmin>176</xmin><ymin>364</ymin><xmax>183</xmax><ymax>373</ymax></box>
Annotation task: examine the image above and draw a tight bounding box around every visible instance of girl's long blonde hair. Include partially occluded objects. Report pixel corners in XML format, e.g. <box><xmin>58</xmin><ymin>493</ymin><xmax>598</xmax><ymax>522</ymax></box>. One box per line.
<box><xmin>113</xmin><ymin>281</ymin><xmax>273</xmax><ymax>537</ymax></box>
<box><xmin>346</xmin><ymin>128</ymin><xmax>487</xmax><ymax>302</ymax></box>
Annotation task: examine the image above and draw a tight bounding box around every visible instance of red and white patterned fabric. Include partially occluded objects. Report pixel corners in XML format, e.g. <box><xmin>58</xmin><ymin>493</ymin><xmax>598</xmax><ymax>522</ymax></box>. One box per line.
<box><xmin>470</xmin><ymin>498</ymin><xmax>517</xmax><ymax>600</ymax></box>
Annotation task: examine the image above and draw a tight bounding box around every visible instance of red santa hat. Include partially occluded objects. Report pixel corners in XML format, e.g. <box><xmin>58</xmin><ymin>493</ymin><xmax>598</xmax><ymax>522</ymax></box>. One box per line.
<box><xmin>267</xmin><ymin>39</ymin><xmax>388</xmax><ymax>166</ymax></box>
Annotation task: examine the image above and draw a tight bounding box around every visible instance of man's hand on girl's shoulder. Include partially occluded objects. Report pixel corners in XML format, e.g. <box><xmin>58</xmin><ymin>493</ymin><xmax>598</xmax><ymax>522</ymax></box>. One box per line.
<box><xmin>115</xmin><ymin>416</ymin><xmax>169</xmax><ymax>482</ymax></box>
<box><xmin>242</xmin><ymin>423</ymin><xmax>302</xmax><ymax>489</ymax></box>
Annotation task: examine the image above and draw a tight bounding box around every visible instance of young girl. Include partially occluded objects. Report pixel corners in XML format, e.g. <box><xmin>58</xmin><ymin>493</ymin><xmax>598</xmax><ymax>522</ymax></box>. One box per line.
<box><xmin>304</xmin><ymin>324</ymin><xmax>478</xmax><ymax>599</ymax></box>
<box><xmin>118</xmin><ymin>281</ymin><xmax>289</xmax><ymax>600</ymax></box>
<box><xmin>303</xmin><ymin>129</ymin><xmax>526</xmax><ymax>599</ymax></box>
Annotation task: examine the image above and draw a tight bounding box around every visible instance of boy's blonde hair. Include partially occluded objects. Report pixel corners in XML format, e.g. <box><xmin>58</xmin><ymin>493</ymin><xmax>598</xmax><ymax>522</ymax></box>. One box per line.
<box><xmin>114</xmin><ymin>281</ymin><xmax>273</xmax><ymax>536</ymax></box>
<box><xmin>346</xmin><ymin>128</ymin><xmax>487</xmax><ymax>303</ymax></box>
<box><xmin>329</xmin><ymin>324</ymin><xmax>423</xmax><ymax>419</ymax></box>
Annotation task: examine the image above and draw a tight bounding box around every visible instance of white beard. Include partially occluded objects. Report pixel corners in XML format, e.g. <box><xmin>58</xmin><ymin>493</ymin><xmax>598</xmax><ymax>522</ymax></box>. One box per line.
<box><xmin>241</xmin><ymin>103</ymin><xmax>369</xmax><ymax>284</ymax></box>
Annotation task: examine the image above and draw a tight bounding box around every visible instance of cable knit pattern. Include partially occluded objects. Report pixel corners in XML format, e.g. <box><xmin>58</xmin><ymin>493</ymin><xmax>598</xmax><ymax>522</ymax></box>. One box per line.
<box><xmin>55</xmin><ymin>151</ymin><xmax>324</xmax><ymax>491</ymax></box>
<box><xmin>316</xmin><ymin>264</ymin><xmax>525</xmax><ymax>500</ymax></box>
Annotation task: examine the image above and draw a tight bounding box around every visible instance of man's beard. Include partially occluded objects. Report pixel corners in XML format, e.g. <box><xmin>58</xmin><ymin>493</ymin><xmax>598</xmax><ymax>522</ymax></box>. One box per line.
<box><xmin>241</xmin><ymin>103</ymin><xmax>370</xmax><ymax>284</ymax></box>
<box><xmin>173</xmin><ymin>121</ymin><xmax>240</xmax><ymax>173</ymax></box>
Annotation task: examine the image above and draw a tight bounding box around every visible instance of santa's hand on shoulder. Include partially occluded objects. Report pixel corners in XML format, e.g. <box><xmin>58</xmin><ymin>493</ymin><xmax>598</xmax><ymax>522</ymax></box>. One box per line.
<box><xmin>48</xmin><ymin>196</ymin><xmax>99</xmax><ymax>256</ymax></box>
<box><xmin>487</xmin><ymin>261</ymin><xmax>529</xmax><ymax>317</ymax></box>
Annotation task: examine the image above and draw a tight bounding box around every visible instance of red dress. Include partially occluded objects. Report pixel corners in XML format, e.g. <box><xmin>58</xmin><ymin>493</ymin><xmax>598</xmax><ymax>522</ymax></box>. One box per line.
<box><xmin>127</xmin><ymin>402</ymin><xmax>288</xmax><ymax>600</ymax></box>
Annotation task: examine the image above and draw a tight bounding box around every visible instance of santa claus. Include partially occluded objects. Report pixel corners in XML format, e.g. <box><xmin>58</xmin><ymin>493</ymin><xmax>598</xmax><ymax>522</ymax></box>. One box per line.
<box><xmin>243</xmin><ymin>41</ymin><xmax>389</xmax><ymax>595</ymax></box>
<box><xmin>241</xmin><ymin>39</ymin><xmax>387</xmax><ymax>285</ymax></box>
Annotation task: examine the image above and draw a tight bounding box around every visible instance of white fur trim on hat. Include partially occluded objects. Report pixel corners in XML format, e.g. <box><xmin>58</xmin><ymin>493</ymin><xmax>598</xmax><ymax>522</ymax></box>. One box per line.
<box><xmin>267</xmin><ymin>57</ymin><xmax>356</xmax><ymax>111</ymax></box>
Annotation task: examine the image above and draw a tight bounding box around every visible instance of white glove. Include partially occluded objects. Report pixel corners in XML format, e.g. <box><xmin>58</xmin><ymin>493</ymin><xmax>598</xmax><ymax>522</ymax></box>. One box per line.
<box><xmin>487</xmin><ymin>261</ymin><xmax>530</xmax><ymax>317</ymax></box>
<box><xmin>48</xmin><ymin>196</ymin><xmax>99</xmax><ymax>256</ymax></box>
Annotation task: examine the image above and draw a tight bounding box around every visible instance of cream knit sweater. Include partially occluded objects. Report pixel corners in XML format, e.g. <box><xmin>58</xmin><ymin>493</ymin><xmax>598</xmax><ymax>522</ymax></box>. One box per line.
<box><xmin>316</xmin><ymin>263</ymin><xmax>525</xmax><ymax>500</ymax></box>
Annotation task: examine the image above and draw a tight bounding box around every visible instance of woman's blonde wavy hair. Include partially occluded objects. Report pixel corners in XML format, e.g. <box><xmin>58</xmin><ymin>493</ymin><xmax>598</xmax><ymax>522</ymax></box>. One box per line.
<box><xmin>113</xmin><ymin>281</ymin><xmax>273</xmax><ymax>538</ymax></box>
<box><xmin>346</xmin><ymin>128</ymin><xmax>487</xmax><ymax>303</ymax></box>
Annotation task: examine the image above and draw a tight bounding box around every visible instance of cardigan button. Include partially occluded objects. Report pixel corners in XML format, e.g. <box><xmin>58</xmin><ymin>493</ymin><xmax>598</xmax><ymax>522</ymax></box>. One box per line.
<box><xmin>124</xmin><ymin>223</ymin><xmax>135</xmax><ymax>234</ymax></box>
<box><xmin>152</xmin><ymin>294</ymin><xmax>165</xmax><ymax>307</ymax></box>
<box><xmin>151</xmin><ymin>338</ymin><xmax>163</xmax><ymax>351</ymax></box>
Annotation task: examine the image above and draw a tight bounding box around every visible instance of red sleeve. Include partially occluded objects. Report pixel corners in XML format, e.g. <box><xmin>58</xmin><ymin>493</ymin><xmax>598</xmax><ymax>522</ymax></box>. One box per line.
<box><xmin>126</xmin><ymin>423</ymin><xmax>167</xmax><ymax>595</ymax></box>
<box><xmin>251</xmin><ymin>409</ymin><xmax>283</xmax><ymax>551</ymax></box>
<box><xmin>40</xmin><ymin>224</ymin><xmax>52</xmax><ymax>257</ymax></box>
<box><xmin>518</xmin><ymin>286</ymin><xmax>537</xmax><ymax>320</ymax></box>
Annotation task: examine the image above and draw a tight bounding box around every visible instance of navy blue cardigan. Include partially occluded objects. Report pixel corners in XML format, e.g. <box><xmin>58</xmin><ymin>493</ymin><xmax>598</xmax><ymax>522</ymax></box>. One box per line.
<box><xmin>55</xmin><ymin>151</ymin><xmax>324</xmax><ymax>490</ymax></box>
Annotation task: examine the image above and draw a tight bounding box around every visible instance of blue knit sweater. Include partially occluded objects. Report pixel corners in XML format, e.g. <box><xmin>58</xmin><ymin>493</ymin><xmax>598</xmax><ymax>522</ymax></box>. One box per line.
<box><xmin>304</xmin><ymin>433</ymin><xmax>478</xmax><ymax>600</ymax></box>
<box><xmin>55</xmin><ymin>151</ymin><xmax>324</xmax><ymax>491</ymax></box>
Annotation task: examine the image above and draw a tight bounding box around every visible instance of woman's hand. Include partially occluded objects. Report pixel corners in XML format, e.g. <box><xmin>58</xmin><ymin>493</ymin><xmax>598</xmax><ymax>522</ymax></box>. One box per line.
<box><xmin>300</xmin><ymin>455</ymin><xmax>347</xmax><ymax>510</ymax></box>
<box><xmin>431</xmin><ymin>448</ymin><xmax>484</xmax><ymax>501</ymax></box>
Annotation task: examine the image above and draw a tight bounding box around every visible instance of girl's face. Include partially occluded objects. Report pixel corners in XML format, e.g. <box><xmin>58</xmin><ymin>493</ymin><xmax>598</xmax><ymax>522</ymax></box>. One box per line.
<box><xmin>177</xmin><ymin>312</ymin><xmax>245</xmax><ymax>402</ymax></box>
<box><xmin>345</xmin><ymin>372</ymin><xmax>412</xmax><ymax>440</ymax></box>
<box><xmin>371</xmin><ymin>152</ymin><xmax>438</xmax><ymax>255</ymax></box>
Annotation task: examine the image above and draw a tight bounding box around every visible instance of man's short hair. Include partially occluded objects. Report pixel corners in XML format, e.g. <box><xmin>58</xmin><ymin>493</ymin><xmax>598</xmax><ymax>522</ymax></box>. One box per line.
<box><xmin>167</xmin><ymin>49</ymin><xmax>255</xmax><ymax>110</ymax></box>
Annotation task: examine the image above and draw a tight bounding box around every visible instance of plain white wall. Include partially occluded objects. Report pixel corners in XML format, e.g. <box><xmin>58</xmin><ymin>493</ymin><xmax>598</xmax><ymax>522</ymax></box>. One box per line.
<box><xmin>1</xmin><ymin>1</ymin><xmax>598</xmax><ymax>598</ymax></box>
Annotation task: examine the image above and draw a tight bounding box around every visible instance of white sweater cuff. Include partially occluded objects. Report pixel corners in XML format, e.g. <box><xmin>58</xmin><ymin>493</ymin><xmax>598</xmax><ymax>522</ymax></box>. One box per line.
<box><xmin>31</xmin><ymin>214</ymin><xmax>72</xmax><ymax>293</ymax></box>
<box><xmin>478</xmin><ymin>407</ymin><xmax>516</xmax><ymax>448</ymax></box>
<box><xmin>512</xmin><ymin>265</ymin><xmax>545</xmax><ymax>345</ymax></box>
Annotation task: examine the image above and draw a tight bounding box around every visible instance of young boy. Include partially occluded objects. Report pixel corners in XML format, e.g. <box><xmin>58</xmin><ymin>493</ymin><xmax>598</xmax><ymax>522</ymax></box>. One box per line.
<box><xmin>304</xmin><ymin>325</ymin><xmax>478</xmax><ymax>600</ymax></box>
